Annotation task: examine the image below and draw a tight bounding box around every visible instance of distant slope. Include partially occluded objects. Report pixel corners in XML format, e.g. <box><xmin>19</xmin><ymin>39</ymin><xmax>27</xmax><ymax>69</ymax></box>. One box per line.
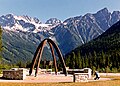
<box><xmin>2</xmin><ymin>30</ymin><xmax>52</xmax><ymax>63</ymax></box>
<box><xmin>75</xmin><ymin>20</ymin><xmax>120</xmax><ymax>55</ymax></box>
<box><xmin>1</xmin><ymin>8</ymin><xmax>120</xmax><ymax>63</ymax></box>
<box><xmin>52</xmin><ymin>8</ymin><xmax>120</xmax><ymax>54</ymax></box>
<box><xmin>65</xmin><ymin>20</ymin><xmax>120</xmax><ymax>70</ymax></box>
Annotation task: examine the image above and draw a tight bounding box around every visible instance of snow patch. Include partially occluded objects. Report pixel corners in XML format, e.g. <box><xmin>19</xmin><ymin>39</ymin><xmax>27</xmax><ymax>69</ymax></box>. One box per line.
<box><xmin>63</xmin><ymin>22</ymin><xmax>67</xmax><ymax>25</ymax></box>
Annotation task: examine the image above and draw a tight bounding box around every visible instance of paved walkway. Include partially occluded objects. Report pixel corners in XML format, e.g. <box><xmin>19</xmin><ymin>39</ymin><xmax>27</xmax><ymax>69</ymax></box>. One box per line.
<box><xmin>0</xmin><ymin>74</ymin><xmax>112</xmax><ymax>83</ymax></box>
<box><xmin>100</xmin><ymin>73</ymin><xmax>120</xmax><ymax>76</ymax></box>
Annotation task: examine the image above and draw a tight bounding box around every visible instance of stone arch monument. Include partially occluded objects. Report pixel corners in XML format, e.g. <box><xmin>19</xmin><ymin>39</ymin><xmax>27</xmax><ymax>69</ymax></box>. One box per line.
<box><xmin>29</xmin><ymin>38</ymin><xmax>67</xmax><ymax>76</ymax></box>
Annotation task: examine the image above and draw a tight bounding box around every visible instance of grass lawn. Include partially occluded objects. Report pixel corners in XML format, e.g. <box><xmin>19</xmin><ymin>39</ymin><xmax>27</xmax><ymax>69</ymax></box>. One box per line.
<box><xmin>0</xmin><ymin>76</ymin><xmax>120</xmax><ymax>86</ymax></box>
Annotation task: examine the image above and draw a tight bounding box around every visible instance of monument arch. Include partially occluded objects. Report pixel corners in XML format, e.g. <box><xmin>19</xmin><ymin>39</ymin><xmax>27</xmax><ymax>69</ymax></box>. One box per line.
<box><xmin>29</xmin><ymin>38</ymin><xmax>67</xmax><ymax>76</ymax></box>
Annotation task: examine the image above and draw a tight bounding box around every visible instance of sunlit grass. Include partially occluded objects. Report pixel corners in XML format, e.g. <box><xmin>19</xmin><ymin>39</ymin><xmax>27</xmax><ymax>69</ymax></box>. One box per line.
<box><xmin>0</xmin><ymin>76</ymin><xmax>120</xmax><ymax>86</ymax></box>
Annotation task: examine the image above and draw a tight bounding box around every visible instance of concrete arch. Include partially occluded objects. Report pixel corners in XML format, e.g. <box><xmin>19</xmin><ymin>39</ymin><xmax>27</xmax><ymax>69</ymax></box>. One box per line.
<box><xmin>29</xmin><ymin>38</ymin><xmax>67</xmax><ymax>76</ymax></box>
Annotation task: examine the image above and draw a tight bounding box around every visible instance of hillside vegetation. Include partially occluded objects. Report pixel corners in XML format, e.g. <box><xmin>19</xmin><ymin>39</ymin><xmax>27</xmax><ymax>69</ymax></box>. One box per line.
<box><xmin>65</xmin><ymin>20</ymin><xmax>120</xmax><ymax>72</ymax></box>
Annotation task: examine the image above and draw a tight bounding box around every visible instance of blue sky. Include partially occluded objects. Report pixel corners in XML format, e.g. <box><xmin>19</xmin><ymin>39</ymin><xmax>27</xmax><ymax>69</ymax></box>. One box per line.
<box><xmin>0</xmin><ymin>0</ymin><xmax>120</xmax><ymax>22</ymax></box>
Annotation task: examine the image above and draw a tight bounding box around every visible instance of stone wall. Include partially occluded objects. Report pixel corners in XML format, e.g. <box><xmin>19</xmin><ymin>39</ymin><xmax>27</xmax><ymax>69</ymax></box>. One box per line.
<box><xmin>3</xmin><ymin>69</ymin><xmax>26</xmax><ymax>80</ymax></box>
<box><xmin>73</xmin><ymin>74</ymin><xmax>88</xmax><ymax>82</ymax></box>
<box><xmin>67</xmin><ymin>68</ymin><xmax>92</xmax><ymax>79</ymax></box>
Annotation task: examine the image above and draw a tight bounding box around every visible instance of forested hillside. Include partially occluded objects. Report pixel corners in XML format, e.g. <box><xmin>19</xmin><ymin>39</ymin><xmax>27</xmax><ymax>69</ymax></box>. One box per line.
<box><xmin>0</xmin><ymin>26</ymin><xmax>2</xmax><ymax>62</ymax></box>
<box><xmin>65</xmin><ymin>20</ymin><xmax>120</xmax><ymax>72</ymax></box>
<box><xmin>0</xmin><ymin>8</ymin><xmax>120</xmax><ymax>63</ymax></box>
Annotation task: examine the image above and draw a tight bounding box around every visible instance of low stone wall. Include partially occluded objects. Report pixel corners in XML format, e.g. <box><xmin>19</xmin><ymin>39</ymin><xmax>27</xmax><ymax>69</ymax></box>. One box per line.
<box><xmin>67</xmin><ymin>68</ymin><xmax>92</xmax><ymax>79</ymax></box>
<box><xmin>3</xmin><ymin>69</ymin><xmax>26</xmax><ymax>80</ymax></box>
<box><xmin>73</xmin><ymin>73</ymin><xmax>88</xmax><ymax>82</ymax></box>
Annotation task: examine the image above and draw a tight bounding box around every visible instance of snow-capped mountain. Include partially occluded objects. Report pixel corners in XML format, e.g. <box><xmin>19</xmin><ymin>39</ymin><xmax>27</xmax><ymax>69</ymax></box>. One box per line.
<box><xmin>0</xmin><ymin>14</ymin><xmax>61</xmax><ymax>33</ymax></box>
<box><xmin>51</xmin><ymin>8</ymin><xmax>120</xmax><ymax>53</ymax></box>
<box><xmin>45</xmin><ymin>18</ymin><xmax>62</xmax><ymax>25</ymax></box>
<box><xmin>1</xmin><ymin>8</ymin><xmax>120</xmax><ymax>63</ymax></box>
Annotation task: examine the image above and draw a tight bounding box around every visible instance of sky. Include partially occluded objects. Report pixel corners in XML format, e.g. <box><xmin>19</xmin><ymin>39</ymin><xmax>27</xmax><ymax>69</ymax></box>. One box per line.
<box><xmin>0</xmin><ymin>0</ymin><xmax>120</xmax><ymax>22</ymax></box>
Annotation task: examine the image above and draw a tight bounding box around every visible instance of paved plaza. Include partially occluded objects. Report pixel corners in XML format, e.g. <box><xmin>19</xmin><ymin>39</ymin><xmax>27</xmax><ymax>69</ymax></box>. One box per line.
<box><xmin>0</xmin><ymin>74</ymin><xmax>112</xmax><ymax>83</ymax></box>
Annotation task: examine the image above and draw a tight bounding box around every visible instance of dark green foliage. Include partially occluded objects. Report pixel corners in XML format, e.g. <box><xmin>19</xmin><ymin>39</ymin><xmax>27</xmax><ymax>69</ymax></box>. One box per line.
<box><xmin>0</xmin><ymin>27</ymin><xmax>17</xmax><ymax>73</ymax></box>
<box><xmin>16</xmin><ymin>60</ymin><xmax>26</xmax><ymax>68</ymax></box>
<box><xmin>2</xmin><ymin>30</ymin><xmax>52</xmax><ymax>63</ymax></box>
<box><xmin>65</xmin><ymin>20</ymin><xmax>120</xmax><ymax>72</ymax></box>
<box><xmin>0</xmin><ymin>26</ymin><xmax>2</xmax><ymax>61</ymax></box>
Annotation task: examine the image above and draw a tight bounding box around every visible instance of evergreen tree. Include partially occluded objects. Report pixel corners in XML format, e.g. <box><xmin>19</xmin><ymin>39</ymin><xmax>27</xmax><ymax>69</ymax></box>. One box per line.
<box><xmin>88</xmin><ymin>53</ymin><xmax>93</xmax><ymax>68</ymax></box>
<box><xmin>93</xmin><ymin>51</ymin><xmax>97</xmax><ymax>67</ymax></box>
<box><xmin>100</xmin><ymin>51</ymin><xmax>106</xmax><ymax>68</ymax></box>
<box><xmin>85</xmin><ymin>57</ymin><xmax>89</xmax><ymax>68</ymax></box>
<box><xmin>65</xmin><ymin>55</ymin><xmax>70</xmax><ymax>67</ymax></box>
<box><xmin>76</xmin><ymin>51</ymin><xmax>82</xmax><ymax>68</ymax></box>
<box><xmin>69</xmin><ymin>52</ymin><xmax>76</xmax><ymax>69</ymax></box>
<box><xmin>82</xmin><ymin>57</ymin><xmax>85</xmax><ymax>68</ymax></box>
<box><xmin>0</xmin><ymin>26</ymin><xmax>2</xmax><ymax>62</ymax></box>
<box><xmin>72</xmin><ymin>52</ymin><xmax>76</xmax><ymax>69</ymax></box>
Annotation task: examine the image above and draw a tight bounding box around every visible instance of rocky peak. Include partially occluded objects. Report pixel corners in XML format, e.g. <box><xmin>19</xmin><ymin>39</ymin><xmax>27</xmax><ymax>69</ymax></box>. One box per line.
<box><xmin>0</xmin><ymin>14</ymin><xmax>15</xmax><ymax>27</ymax></box>
<box><xmin>96</xmin><ymin>8</ymin><xmax>109</xmax><ymax>15</ymax></box>
<box><xmin>45</xmin><ymin>18</ymin><xmax>61</xmax><ymax>25</ymax></box>
<box><xmin>111</xmin><ymin>11</ymin><xmax>120</xmax><ymax>25</ymax></box>
<box><xmin>21</xmin><ymin>15</ymin><xmax>42</xmax><ymax>24</ymax></box>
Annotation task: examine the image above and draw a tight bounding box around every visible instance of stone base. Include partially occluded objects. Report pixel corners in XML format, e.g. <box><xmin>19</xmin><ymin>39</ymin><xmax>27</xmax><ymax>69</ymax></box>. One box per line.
<box><xmin>3</xmin><ymin>68</ymin><xmax>27</xmax><ymax>80</ymax></box>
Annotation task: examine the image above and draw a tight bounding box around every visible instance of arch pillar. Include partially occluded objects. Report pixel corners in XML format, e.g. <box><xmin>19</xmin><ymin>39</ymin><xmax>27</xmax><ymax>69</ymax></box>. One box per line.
<box><xmin>48</xmin><ymin>42</ymin><xmax>58</xmax><ymax>75</ymax></box>
<box><xmin>29</xmin><ymin>38</ymin><xmax>67</xmax><ymax>76</ymax></box>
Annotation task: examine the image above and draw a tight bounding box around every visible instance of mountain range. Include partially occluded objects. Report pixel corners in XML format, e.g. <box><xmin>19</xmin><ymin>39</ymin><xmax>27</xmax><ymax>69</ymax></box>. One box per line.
<box><xmin>72</xmin><ymin>20</ymin><xmax>120</xmax><ymax>56</ymax></box>
<box><xmin>65</xmin><ymin>20</ymin><xmax>120</xmax><ymax>70</ymax></box>
<box><xmin>0</xmin><ymin>8</ymin><xmax>120</xmax><ymax>63</ymax></box>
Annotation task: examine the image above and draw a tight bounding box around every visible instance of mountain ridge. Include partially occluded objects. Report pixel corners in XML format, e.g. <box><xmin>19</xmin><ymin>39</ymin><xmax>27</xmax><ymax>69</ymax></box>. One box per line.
<box><xmin>1</xmin><ymin>8</ymin><xmax>120</xmax><ymax>63</ymax></box>
<box><xmin>65</xmin><ymin>20</ymin><xmax>120</xmax><ymax>70</ymax></box>
<box><xmin>51</xmin><ymin>8</ymin><xmax>120</xmax><ymax>53</ymax></box>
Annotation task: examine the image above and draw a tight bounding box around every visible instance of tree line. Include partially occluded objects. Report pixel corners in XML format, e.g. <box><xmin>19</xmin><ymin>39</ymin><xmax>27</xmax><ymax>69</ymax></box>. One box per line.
<box><xmin>65</xmin><ymin>49</ymin><xmax>120</xmax><ymax>73</ymax></box>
